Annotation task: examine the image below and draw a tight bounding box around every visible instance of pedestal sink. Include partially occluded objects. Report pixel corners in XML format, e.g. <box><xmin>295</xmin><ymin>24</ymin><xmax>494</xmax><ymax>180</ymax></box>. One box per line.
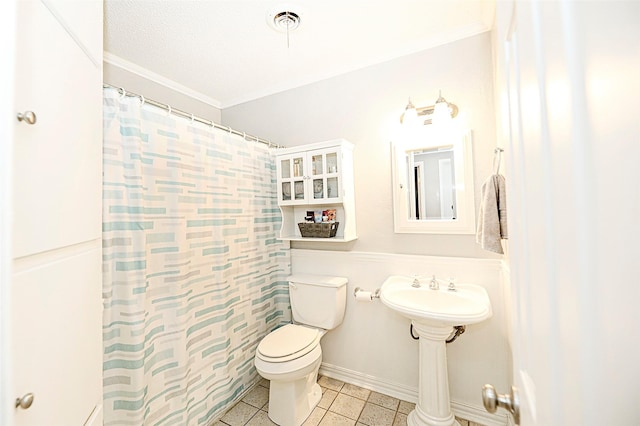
<box><xmin>380</xmin><ymin>276</ymin><xmax>492</xmax><ymax>426</ymax></box>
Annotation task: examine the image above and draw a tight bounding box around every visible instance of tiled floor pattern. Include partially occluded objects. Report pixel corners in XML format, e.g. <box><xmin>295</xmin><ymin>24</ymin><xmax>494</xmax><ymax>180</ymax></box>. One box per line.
<box><xmin>213</xmin><ymin>376</ymin><xmax>485</xmax><ymax>426</ymax></box>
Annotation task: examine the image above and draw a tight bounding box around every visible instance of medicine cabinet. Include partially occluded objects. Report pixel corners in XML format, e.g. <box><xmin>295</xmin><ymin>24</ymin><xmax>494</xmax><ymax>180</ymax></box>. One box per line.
<box><xmin>391</xmin><ymin>129</ymin><xmax>475</xmax><ymax>234</ymax></box>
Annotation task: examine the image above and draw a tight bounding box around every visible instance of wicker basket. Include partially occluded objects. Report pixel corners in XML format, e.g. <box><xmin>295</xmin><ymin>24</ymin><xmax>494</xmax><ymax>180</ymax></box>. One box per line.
<box><xmin>298</xmin><ymin>222</ymin><xmax>339</xmax><ymax>238</ymax></box>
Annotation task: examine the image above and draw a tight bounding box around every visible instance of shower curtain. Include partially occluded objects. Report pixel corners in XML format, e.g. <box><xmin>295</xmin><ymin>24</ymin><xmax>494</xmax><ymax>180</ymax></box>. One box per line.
<box><xmin>102</xmin><ymin>88</ymin><xmax>291</xmax><ymax>425</ymax></box>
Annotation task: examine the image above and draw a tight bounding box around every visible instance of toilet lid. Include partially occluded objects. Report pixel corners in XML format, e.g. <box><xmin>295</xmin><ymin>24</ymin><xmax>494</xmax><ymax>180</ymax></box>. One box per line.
<box><xmin>258</xmin><ymin>324</ymin><xmax>320</xmax><ymax>359</ymax></box>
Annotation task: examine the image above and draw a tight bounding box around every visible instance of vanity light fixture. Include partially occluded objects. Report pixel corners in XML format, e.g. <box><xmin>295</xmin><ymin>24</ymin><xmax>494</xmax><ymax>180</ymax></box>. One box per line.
<box><xmin>400</xmin><ymin>91</ymin><xmax>459</xmax><ymax>125</ymax></box>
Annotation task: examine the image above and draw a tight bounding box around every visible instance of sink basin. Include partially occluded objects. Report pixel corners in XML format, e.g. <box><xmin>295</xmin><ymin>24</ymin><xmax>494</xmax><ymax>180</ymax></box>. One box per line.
<box><xmin>380</xmin><ymin>275</ymin><xmax>492</xmax><ymax>326</ymax></box>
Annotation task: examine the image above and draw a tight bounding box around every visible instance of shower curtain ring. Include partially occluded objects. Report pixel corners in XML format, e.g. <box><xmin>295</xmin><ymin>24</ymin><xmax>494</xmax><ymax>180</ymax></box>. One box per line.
<box><xmin>139</xmin><ymin>95</ymin><xmax>145</xmax><ymax>105</ymax></box>
<box><xmin>191</xmin><ymin>114</ymin><xmax>195</xmax><ymax>124</ymax></box>
<box><xmin>119</xmin><ymin>87</ymin><xmax>126</xmax><ymax>99</ymax></box>
<box><xmin>167</xmin><ymin>105</ymin><xmax>172</xmax><ymax>116</ymax></box>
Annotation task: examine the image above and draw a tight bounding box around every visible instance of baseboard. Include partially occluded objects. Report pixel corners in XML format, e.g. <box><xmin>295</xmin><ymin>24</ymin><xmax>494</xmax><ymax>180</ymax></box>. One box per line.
<box><xmin>319</xmin><ymin>362</ymin><xmax>508</xmax><ymax>426</ymax></box>
<box><xmin>319</xmin><ymin>362</ymin><xmax>419</xmax><ymax>404</ymax></box>
<box><xmin>450</xmin><ymin>400</ymin><xmax>509</xmax><ymax>426</ymax></box>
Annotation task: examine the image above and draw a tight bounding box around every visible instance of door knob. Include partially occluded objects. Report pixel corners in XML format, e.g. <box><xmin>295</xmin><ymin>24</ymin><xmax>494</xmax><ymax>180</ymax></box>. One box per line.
<box><xmin>16</xmin><ymin>111</ymin><xmax>37</xmax><ymax>125</ymax></box>
<box><xmin>15</xmin><ymin>392</ymin><xmax>34</xmax><ymax>409</ymax></box>
<box><xmin>482</xmin><ymin>384</ymin><xmax>520</xmax><ymax>425</ymax></box>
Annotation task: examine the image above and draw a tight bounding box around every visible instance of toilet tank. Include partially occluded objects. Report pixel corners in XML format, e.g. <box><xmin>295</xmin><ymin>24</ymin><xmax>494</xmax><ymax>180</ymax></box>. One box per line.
<box><xmin>288</xmin><ymin>274</ymin><xmax>347</xmax><ymax>330</ymax></box>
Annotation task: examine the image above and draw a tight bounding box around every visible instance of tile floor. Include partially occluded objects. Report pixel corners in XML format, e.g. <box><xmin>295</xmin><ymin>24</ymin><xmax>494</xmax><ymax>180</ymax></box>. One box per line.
<box><xmin>213</xmin><ymin>375</ymin><xmax>485</xmax><ymax>426</ymax></box>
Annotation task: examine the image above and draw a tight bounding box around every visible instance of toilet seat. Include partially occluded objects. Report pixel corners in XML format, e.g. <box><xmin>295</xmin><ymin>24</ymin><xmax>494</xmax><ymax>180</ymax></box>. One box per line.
<box><xmin>257</xmin><ymin>324</ymin><xmax>322</xmax><ymax>363</ymax></box>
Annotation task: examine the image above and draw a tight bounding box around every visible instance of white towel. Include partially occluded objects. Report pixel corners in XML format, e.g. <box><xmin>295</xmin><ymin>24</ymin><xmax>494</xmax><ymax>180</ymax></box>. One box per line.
<box><xmin>476</xmin><ymin>174</ymin><xmax>508</xmax><ymax>254</ymax></box>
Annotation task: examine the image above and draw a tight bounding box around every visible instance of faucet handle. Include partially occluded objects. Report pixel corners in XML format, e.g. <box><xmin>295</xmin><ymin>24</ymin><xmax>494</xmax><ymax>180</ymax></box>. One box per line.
<box><xmin>410</xmin><ymin>274</ymin><xmax>421</xmax><ymax>288</ymax></box>
<box><xmin>447</xmin><ymin>277</ymin><xmax>457</xmax><ymax>292</ymax></box>
<box><xmin>429</xmin><ymin>275</ymin><xmax>439</xmax><ymax>290</ymax></box>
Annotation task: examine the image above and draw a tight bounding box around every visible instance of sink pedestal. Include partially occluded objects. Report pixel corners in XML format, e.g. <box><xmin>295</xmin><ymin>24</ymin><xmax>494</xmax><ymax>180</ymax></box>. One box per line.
<box><xmin>407</xmin><ymin>321</ymin><xmax>459</xmax><ymax>426</ymax></box>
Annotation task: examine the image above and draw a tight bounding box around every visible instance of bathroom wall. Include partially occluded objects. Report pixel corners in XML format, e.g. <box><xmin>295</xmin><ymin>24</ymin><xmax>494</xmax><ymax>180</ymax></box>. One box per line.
<box><xmin>292</xmin><ymin>249</ymin><xmax>510</xmax><ymax>426</ymax></box>
<box><xmin>222</xmin><ymin>32</ymin><xmax>500</xmax><ymax>259</ymax></box>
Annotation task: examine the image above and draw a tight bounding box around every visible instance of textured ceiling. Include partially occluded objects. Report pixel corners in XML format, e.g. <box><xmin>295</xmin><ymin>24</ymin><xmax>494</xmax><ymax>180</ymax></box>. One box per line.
<box><xmin>104</xmin><ymin>1</ymin><xmax>495</xmax><ymax>108</ymax></box>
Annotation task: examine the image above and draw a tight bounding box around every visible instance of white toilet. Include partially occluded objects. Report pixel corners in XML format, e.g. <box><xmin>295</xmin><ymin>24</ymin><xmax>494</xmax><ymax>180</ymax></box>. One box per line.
<box><xmin>254</xmin><ymin>274</ymin><xmax>347</xmax><ymax>426</ymax></box>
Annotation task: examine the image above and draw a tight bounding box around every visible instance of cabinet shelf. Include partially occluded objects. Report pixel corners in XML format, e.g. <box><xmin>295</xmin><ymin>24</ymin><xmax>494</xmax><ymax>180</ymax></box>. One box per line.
<box><xmin>278</xmin><ymin>235</ymin><xmax>358</xmax><ymax>243</ymax></box>
<box><xmin>275</xmin><ymin>139</ymin><xmax>357</xmax><ymax>243</ymax></box>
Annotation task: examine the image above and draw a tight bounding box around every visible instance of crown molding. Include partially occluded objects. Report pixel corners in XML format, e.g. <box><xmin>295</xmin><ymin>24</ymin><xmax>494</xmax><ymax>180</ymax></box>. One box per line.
<box><xmin>103</xmin><ymin>52</ymin><xmax>222</xmax><ymax>109</ymax></box>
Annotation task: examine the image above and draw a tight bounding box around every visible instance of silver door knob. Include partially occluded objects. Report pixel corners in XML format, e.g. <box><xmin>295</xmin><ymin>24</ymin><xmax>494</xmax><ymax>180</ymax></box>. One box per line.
<box><xmin>16</xmin><ymin>111</ymin><xmax>37</xmax><ymax>125</ymax></box>
<box><xmin>482</xmin><ymin>384</ymin><xmax>520</xmax><ymax>425</ymax></box>
<box><xmin>15</xmin><ymin>392</ymin><xmax>34</xmax><ymax>409</ymax></box>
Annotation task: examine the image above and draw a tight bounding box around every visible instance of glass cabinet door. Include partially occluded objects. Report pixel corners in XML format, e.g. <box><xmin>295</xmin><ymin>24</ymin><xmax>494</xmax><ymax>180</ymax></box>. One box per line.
<box><xmin>307</xmin><ymin>148</ymin><xmax>341</xmax><ymax>203</ymax></box>
<box><xmin>311</xmin><ymin>153</ymin><xmax>324</xmax><ymax>200</ymax></box>
<box><xmin>280</xmin><ymin>158</ymin><xmax>291</xmax><ymax>201</ymax></box>
<box><xmin>325</xmin><ymin>152</ymin><xmax>339</xmax><ymax>200</ymax></box>
<box><xmin>279</xmin><ymin>154</ymin><xmax>307</xmax><ymax>203</ymax></box>
<box><xmin>292</xmin><ymin>156</ymin><xmax>305</xmax><ymax>201</ymax></box>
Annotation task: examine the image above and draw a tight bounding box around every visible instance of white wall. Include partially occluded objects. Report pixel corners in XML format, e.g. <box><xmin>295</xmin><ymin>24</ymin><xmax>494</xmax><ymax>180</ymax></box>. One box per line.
<box><xmin>292</xmin><ymin>249</ymin><xmax>510</xmax><ymax>425</ymax></box>
<box><xmin>103</xmin><ymin>60</ymin><xmax>222</xmax><ymax>123</ymax></box>
<box><xmin>223</xmin><ymin>32</ymin><xmax>500</xmax><ymax>259</ymax></box>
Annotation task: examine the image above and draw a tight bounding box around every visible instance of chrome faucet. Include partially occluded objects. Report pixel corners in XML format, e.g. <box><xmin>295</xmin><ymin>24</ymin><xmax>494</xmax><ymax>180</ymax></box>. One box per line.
<box><xmin>429</xmin><ymin>275</ymin><xmax>439</xmax><ymax>290</ymax></box>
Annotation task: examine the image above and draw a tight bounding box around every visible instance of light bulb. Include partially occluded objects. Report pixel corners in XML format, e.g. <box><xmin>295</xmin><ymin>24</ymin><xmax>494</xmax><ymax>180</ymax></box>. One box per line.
<box><xmin>432</xmin><ymin>99</ymin><xmax>451</xmax><ymax>126</ymax></box>
<box><xmin>402</xmin><ymin>98</ymin><xmax>419</xmax><ymax>126</ymax></box>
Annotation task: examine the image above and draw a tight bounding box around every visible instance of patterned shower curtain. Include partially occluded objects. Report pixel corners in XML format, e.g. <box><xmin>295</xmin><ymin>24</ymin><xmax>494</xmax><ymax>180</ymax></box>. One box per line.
<box><xmin>102</xmin><ymin>88</ymin><xmax>291</xmax><ymax>425</ymax></box>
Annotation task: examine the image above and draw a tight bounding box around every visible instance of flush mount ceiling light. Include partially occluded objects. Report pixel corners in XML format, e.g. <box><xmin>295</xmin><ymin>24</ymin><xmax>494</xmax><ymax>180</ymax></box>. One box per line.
<box><xmin>267</xmin><ymin>6</ymin><xmax>303</xmax><ymax>48</ymax></box>
<box><xmin>400</xmin><ymin>91</ymin><xmax>459</xmax><ymax>126</ymax></box>
<box><xmin>271</xmin><ymin>11</ymin><xmax>301</xmax><ymax>31</ymax></box>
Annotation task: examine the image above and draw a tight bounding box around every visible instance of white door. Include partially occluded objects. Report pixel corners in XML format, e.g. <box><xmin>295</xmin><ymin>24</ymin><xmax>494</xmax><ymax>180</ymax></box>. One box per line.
<box><xmin>494</xmin><ymin>1</ymin><xmax>640</xmax><ymax>424</ymax></box>
<box><xmin>3</xmin><ymin>0</ymin><xmax>103</xmax><ymax>425</ymax></box>
<box><xmin>0</xmin><ymin>1</ymin><xmax>18</xmax><ymax>424</ymax></box>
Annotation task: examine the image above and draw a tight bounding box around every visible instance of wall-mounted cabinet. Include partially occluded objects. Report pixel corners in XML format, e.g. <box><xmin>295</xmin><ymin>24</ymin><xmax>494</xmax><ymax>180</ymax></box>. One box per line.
<box><xmin>276</xmin><ymin>139</ymin><xmax>357</xmax><ymax>242</ymax></box>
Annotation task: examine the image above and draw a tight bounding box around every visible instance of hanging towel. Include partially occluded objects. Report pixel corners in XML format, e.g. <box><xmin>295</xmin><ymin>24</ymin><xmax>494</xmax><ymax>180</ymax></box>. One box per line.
<box><xmin>476</xmin><ymin>174</ymin><xmax>508</xmax><ymax>254</ymax></box>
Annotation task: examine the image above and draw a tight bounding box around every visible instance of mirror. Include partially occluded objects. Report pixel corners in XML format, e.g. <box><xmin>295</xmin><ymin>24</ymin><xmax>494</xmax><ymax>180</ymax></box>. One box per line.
<box><xmin>391</xmin><ymin>129</ymin><xmax>475</xmax><ymax>234</ymax></box>
<box><xmin>407</xmin><ymin>147</ymin><xmax>456</xmax><ymax>220</ymax></box>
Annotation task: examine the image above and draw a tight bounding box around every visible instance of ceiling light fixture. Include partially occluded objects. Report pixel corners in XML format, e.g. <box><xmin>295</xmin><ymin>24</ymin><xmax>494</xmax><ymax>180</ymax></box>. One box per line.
<box><xmin>267</xmin><ymin>8</ymin><xmax>302</xmax><ymax>49</ymax></box>
<box><xmin>400</xmin><ymin>91</ymin><xmax>458</xmax><ymax>126</ymax></box>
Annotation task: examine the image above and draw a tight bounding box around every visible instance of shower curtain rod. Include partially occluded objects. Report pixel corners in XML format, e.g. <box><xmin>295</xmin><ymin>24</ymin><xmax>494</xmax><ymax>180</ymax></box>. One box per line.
<box><xmin>103</xmin><ymin>83</ymin><xmax>282</xmax><ymax>148</ymax></box>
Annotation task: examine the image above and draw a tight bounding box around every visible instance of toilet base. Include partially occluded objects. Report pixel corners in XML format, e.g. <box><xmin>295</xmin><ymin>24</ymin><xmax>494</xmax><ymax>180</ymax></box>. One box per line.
<box><xmin>266</xmin><ymin>368</ymin><xmax>322</xmax><ymax>426</ymax></box>
<box><xmin>254</xmin><ymin>326</ymin><xmax>327</xmax><ymax>426</ymax></box>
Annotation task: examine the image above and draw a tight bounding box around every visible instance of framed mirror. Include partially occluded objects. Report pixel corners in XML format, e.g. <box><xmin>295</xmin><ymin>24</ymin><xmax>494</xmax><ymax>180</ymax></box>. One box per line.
<box><xmin>391</xmin><ymin>129</ymin><xmax>475</xmax><ymax>234</ymax></box>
